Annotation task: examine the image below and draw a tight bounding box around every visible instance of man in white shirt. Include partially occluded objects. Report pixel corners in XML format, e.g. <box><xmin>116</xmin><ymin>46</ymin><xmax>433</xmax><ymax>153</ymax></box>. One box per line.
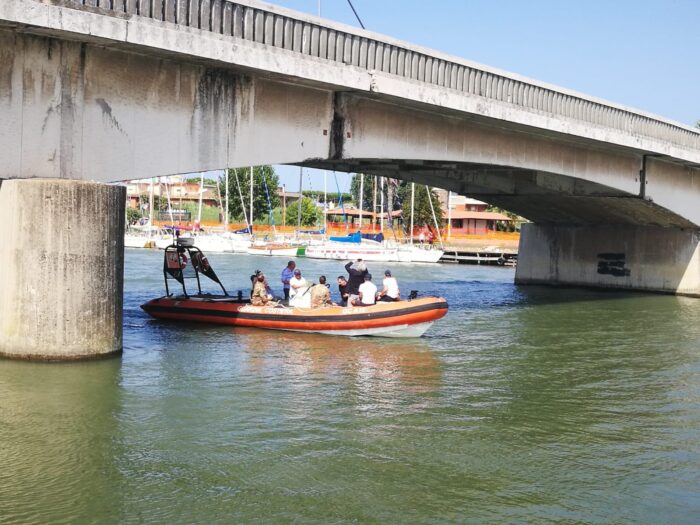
<box><xmin>354</xmin><ymin>273</ymin><xmax>377</xmax><ymax>306</ymax></box>
<box><xmin>289</xmin><ymin>268</ymin><xmax>311</xmax><ymax>307</ymax></box>
<box><xmin>377</xmin><ymin>269</ymin><xmax>400</xmax><ymax>302</ymax></box>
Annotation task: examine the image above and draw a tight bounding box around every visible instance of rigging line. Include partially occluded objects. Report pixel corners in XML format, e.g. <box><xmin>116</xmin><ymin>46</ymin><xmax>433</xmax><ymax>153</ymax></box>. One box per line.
<box><xmin>232</xmin><ymin>169</ymin><xmax>251</xmax><ymax>233</ymax></box>
<box><xmin>262</xmin><ymin>172</ymin><xmax>276</xmax><ymax>233</ymax></box>
<box><xmin>345</xmin><ymin>0</ymin><xmax>365</xmax><ymax>29</ymax></box>
<box><xmin>333</xmin><ymin>171</ymin><xmax>348</xmax><ymax>227</ymax></box>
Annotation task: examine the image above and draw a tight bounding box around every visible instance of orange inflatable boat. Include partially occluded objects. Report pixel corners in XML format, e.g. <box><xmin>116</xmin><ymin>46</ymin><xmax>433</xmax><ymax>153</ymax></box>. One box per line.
<box><xmin>141</xmin><ymin>240</ymin><xmax>448</xmax><ymax>338</ymax></box>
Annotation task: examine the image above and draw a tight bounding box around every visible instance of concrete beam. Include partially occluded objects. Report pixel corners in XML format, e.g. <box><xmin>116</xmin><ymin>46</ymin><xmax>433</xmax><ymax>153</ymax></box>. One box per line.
<box><xmin>515</xmin><ymin>223</ymin><xmax>700</xmax><ymax>296</ymax></box>
<box><xmin>0</xmin><ymin>179</ymin><xmax>125</xmax><ymax>360</ymax></box>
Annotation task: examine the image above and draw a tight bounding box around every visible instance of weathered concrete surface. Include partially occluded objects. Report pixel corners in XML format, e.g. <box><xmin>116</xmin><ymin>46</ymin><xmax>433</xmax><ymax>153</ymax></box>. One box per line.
<box><xmin>0</xmin><ymin>28</ymin><xmax>333</xmax><ymax>181</ymax></box>
<box><xmin>0</xmin><ymin>179</ymin><xmax>125</xmax><ymax>360</ymax></box>
<box><xmin>515</xmin><ymin>224</ymin><xmax>700</xmax><ymax>296</ymax></box>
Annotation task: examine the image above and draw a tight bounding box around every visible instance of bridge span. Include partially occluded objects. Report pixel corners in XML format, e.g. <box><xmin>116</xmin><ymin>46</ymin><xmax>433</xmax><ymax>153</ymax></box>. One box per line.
<box><xmin>1</xmin><ymin>0</ymin><xmax>699</xmax><ymax>359</ymax></box>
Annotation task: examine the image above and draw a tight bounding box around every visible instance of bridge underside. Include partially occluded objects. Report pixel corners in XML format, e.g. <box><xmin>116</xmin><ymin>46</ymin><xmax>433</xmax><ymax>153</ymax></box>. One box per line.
<box><xmin>1</xmin><ymin>21</ymin><xmax>700</xmax><ymax>360</ymax></box>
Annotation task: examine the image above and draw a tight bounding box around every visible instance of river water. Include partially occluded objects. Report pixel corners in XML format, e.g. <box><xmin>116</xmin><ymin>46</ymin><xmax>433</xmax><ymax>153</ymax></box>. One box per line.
<box><xmin>1</xmin><ymin>249</ymin><xmax>700</xmax><ymax>523</ymax></box>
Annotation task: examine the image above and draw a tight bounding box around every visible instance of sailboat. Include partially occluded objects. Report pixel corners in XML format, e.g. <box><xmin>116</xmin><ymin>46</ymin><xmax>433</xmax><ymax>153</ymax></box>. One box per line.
<box><xmin>246</xmin><ymin>166</ymin><xmax>304</xmax><ymax>257</ymax></box>
<box><xmin>304</xmin><ymin>178</ymin><xmax>444</xmax><ymax>263</ymax></box>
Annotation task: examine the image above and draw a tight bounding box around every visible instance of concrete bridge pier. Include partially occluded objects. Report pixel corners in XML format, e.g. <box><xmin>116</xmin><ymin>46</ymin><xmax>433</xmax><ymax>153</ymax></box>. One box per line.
<box><xmin>0</xmin><ymin>179</ymin><xmax>125</xmax><ymax>360</ymax></box>
<box><xmin>515</xmin><ymin>224</ymin><xmax>700</xmax><ymax>296</ymax></box>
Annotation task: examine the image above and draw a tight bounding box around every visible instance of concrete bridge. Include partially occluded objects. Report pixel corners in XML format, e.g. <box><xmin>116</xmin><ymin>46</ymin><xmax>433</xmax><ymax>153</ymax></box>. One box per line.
<box><xmin>1</xmin><ymin>0</ymin><xmax>699</xmax><ymax>359</ymax></box>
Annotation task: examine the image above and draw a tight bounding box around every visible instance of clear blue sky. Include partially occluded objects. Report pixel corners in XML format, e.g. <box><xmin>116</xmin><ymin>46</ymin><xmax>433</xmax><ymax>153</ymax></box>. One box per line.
<box><xmin>226</xmin><ymin>0</ymin><xmax>700</xmax><ymax>191</ymax></box>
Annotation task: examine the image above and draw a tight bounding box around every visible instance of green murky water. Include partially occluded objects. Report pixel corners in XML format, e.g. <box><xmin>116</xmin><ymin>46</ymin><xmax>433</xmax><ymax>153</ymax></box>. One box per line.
<box><xmin>1</xmin><ymin>249</ymin><xmax>699</xmax><ymax>523</ymax></box>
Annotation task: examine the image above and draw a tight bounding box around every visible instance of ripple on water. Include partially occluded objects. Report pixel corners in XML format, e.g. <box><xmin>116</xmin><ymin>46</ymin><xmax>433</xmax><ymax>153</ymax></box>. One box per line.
<box><xmin>1</xmin><ymin>251</ymin><xmax>700</xmax><ymax>523</ymax></box>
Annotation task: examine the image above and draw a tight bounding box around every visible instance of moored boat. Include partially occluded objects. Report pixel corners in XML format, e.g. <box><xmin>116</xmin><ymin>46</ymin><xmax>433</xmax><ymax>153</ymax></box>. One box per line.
<box><xmin>141</xmin><ymin>239</ymin><xmax>448</xmax><ymax>338</ymax></box>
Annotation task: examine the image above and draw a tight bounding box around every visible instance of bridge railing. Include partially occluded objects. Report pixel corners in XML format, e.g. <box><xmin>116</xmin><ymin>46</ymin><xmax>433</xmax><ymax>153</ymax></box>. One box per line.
<box><xmin>63</xmin><ymin>0</ymin><xmax>699</xmax><ymax>151</ymax></box>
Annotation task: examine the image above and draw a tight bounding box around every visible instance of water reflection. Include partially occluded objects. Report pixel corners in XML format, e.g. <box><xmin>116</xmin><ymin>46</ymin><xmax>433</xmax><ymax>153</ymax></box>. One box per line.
<box><xmin>0</xmin><ymin>359</ymin><xmax>122</xmax><ymax>524</ymax></box>
<box><xmin>238</xmin><ymin>329</ymin><xmax>442</xmax><ymax>415</ymax></box>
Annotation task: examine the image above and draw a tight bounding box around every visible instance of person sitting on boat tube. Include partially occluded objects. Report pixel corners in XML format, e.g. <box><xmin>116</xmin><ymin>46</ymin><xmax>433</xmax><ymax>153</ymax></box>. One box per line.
<box><xmin>376</xmin><ymin>269</ymin><xmax>401</xmax><ymax>302</ymax></box>
<box><xmin>310</xmin><ymin>276</ymin><xmax>333</xmax><ymax>308</ymax></box>
<box><xmin>251</xmin><ymin>273</ymin><xmax>273</xmax><ymax>306</ymax></box>
<box><xmin>353</xmin><ymin>273</ymin><xmax>377</xmax><ymax>307</ymax></box>
<box><xmin>289</xmin><ymin>269</ymin><xmax>312</xmax><ymax>308</ymax></box>
<box><xmin>345</xmin><ymin>259</ymin><xmax>368</xmax><ymax>306</ymax></box>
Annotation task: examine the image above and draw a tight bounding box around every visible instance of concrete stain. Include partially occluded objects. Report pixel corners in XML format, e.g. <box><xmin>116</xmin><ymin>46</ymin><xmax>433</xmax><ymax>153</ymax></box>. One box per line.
<box><xmin>95</xmin><ymin>97</ymin><xmax>125</xmax><ymax>134</ymax></box>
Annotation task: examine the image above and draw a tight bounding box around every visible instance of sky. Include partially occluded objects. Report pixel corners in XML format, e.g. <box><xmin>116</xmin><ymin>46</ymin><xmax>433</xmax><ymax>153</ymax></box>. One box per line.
<box><xmin>223</xmin><ymin>0</ymin><xmax>700</xmax><ymax>191</ymax></box>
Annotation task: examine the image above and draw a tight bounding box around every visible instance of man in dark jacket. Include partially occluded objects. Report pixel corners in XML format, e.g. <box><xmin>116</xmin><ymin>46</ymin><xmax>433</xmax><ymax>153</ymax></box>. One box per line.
<box><xmin>344</xmin><ymin>259</ymin><xmax>368</xmax><ymax>306</ymax></box>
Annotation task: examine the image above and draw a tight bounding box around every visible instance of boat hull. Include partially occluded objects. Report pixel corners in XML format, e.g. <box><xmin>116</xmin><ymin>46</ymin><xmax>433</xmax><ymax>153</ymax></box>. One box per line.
<box><xmin>141</xmin><ymin>296</ymin><xmax>448</xmax><ymax>338</ymax></box>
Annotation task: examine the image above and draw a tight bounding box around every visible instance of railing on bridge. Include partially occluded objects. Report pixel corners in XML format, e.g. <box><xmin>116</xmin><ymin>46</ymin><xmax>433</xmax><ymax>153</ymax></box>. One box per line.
<box><xmin>65</xmin><ymin>0</ymin><xmax>699</xmax><ymax>152</ymax></box>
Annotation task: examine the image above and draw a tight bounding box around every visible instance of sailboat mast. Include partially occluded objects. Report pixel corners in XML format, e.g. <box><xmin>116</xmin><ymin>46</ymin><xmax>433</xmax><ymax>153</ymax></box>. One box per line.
<box><xmin>372</xmin><ymin>175</ymin><xmax>377</xmax><ymax>230</ymax></box>
<box><xmin>195</xmin><ymin>172</ymin><xmax>204</xmax><ymax>231</ymax></box>
<box><xmin>447</xmin><ymin>190</ymin><xmax>452</xmax><ymax>241</ymax></box>
<box><xmin>224</xmin><ymin>169</ymin><xmax>229</xmax><ymax>231</ymax></box>
<box><xmin>426</xmin><ymin>185</ymin><xmax>443</xmax><ymax>246</ymax></box>
<box><xmin>379</xmin><ymin>177</ymin><xmax>384</xmax><ymax>233</ymax></box>
<box><xmin>358</xmin><ymin>173</ymin><xmax>364</xmax><ymax>231</ymax></box>
<box><xmin>297</xmin><ymin>166</ymin><xmax>303</xmax><ymax>235</ymax></box>
<box><xmin>410</xmin><ymin>182</ymin><xmax>415</xmax><ymax>245</ymax></box>
<box><xmin>323</xmin><ymin>171</ymin><xmax>327</xmax><ymax>236</ymax></box>
<box><xmin>249</xmin><ymin>166</ymin><xmax>254</xmax><ymax>232</ymax></box>
<box><xmin>148</xmin><ymin>177</ymin><xmax>154</xmax><ymax>236</ymax></box>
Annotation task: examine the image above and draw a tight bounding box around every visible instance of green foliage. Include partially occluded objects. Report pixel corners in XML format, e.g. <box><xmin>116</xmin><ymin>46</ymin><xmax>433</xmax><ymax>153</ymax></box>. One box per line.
<box><xmin>302</xmin><ymin>190</ymin><xmax>352</xmax><ymax>203</ymax></box>
<box><xmin>126</xmin><ymin>207</ymin><xmax>142</xmax><ymax>224</ymax></box>
<box><xmin>398</xmin><ymin>183</ymin><xmax>443</xmax><ymax>229</ymax></box>
<box><xmin>486</xmin><ymin>205</ymin><xmax>521</xmax><ymax>232</ymax></box>
<box><xmin>696</xmin><ymin>120</ymin><xmax>700</xmax><ymax>129</ymax></box>
<box><xmin>186</xmin><ymin>177</ymin><xmax>218</xmax><ymax>185</ymax></box>
<box><xmin>286</xmin><ymin>197</ymin><xmax>321</xmax><ymax>227</ymax></box>
<box><xmin>350</xmin><ymin>174</ymin><xmax>375</xmax><ymax>210</ymax></box>
<box><xmin>223</xmin><ymin>166</ymin><xmax>280</xmax><ymax>223</ymax></box>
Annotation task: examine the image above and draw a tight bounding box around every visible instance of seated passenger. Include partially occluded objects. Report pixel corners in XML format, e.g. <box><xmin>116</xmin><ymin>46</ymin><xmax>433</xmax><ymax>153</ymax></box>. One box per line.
<box><xmin>251</xmin><ymin>273</ymin><xmax>272</xmax><ymax>306</ymax></box>
<box><xmin>289</xmin><ymin>268</ymin><xmax>311</xmax><ymax>308</ymax></box>
<box><xmin>353</xmin><ymin>273</ymin><xmax>377</xmax><ymax>306</ymax></box>
<box><xmin>337</xmin><ymin>276</ymin><xmax>349</xmax><ymax>306</ymax></box>
<box><xmin>310</xmin><ymin>276</ymin><xmax>333</xmax><ymax>308</ymax></box>
<box><xmin>377</xmin><ymin>269</ymin><xmax>400</xmax><ymax>302</ymax></box>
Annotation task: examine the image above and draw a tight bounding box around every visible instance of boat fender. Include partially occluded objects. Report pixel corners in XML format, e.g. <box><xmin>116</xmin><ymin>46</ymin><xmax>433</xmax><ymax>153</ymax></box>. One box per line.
<box><xmin>497</xmin><ymin>256</ymin><xmax>506</xmax><ymax>266</ymax></box>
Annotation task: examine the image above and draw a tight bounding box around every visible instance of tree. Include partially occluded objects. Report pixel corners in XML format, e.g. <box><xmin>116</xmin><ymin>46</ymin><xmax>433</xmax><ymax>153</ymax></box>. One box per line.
<box><xmin>398</xmin><ymin>182</ymin><xmax>443</xmax><ymax>231</ymax></box>
<box><xmin>126</xmin><ymin>207</ymin><xmax>142</xmax><ymax>225</ymax></box>
<box><xmin>286</xmin><ymin>196</ymin><xmax>321</xmax><ymax>227</ymax></box>
<box><xmin>222</xmin><ymin>166</ymin><xmax>280</xmax><ymax>224</ymax></box>
<box><xmin>696</xmin><ymin>120</ymin><xmax>700</xmax><ymax>129</ymax></box>
<box><xmin>350</xmin><ymin>173</ymin><xmax>375</xmax><ymax>210</ymax></box>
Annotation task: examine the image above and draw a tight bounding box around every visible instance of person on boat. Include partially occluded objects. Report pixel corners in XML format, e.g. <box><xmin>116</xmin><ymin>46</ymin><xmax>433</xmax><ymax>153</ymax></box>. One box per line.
<box><xmin>281</xmin><ymin>260</ymin><xmax>296</xmax><ymax>303</ymax></box>
<box><xmin>353</xmin><ymin>273</ymin><xmax>377</xmax><ymax>307</ymax></box>
<box><xmin>418</xmin><ymin>231</ymin><xmax>426</xmax><ymax>245</ymax></box>
<box><xmin>337</xmin><ymin>276</ymin><xmax>349</xmax><ymax>306</ymax></box>
<box><xmin>289</xmin><ymin>269</ymin><xmax>311</xmax><ymax>308</ymax></box>
<box><xmin>251</xmin><ymin>273</ymin><xmax>272</xmax><ymax>306</ymax></box>
<box><xmin>345</xmin><ymin>259</ymin><xmax>368</xmax><ymax>306</ymax></box>
<box><xmin>377</xmin><ymin>269</ymin><xmax>400</xmax><ymax>302</ymax></box>
<box><xmin>250</xmin><ymin>270</ymin><xmax>273</xmax><ymax>298</ymax></box>
<box><xmin>310</xmin><ymin>276</ymin><xmax>333</xmax><ymax>308</ymax></box>
<box><xmin>427</xmin><ymin>230</ymin><xmax>435</xmax><ymax>245</ymax></box>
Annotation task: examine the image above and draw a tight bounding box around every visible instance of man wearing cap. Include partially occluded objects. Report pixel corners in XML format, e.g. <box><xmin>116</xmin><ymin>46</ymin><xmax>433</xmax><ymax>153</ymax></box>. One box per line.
<box><xmin>377</xmin><ymin>269</ymin><xmax>400</xmax><ymax>302</ymax></box>
<box><xmin>353</xmin><ymin>273</ymin><xmax>377</xmax><ymax>306</ymax></box>
<box><xmin>289</xmin><ymin>268</ymin><xmax>311</xmax><ymax>308</ymax></box>
<box><xmin>280</xmin><ymin>260</ymin><xmax>296</xmax><ymax>303</ymax></box>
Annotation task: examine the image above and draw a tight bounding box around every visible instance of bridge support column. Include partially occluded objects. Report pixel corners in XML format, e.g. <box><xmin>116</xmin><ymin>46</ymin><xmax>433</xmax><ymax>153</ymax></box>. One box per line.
<box><xmin>0</xmin><ymin>179</ymin><xmax>125</xmax><ymax>360</ymax></box>
<box><xmin>515</xmin><ymin>223</ymin><xmax>700</xmax><ymax>296</ymax></box>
